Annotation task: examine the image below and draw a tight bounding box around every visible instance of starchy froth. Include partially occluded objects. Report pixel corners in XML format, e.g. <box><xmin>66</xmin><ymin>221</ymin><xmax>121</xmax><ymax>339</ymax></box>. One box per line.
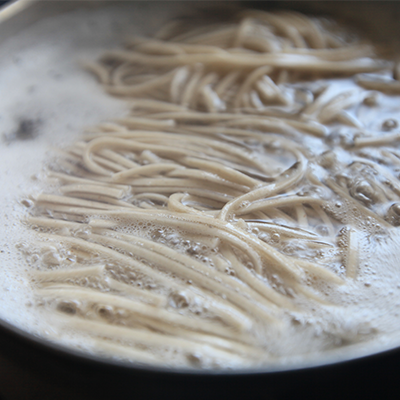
<box><xmin>3</xmin><ymin>3</ymin><xmax>400</xmax><ymax>370</ymax></box>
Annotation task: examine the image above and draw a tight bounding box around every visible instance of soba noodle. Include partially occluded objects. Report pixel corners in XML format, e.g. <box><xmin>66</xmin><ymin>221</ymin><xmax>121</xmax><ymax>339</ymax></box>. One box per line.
<box><xmin>22</xmin><ymin>10</ymin><xmax>400</xmax><ymax>369</ymax></box>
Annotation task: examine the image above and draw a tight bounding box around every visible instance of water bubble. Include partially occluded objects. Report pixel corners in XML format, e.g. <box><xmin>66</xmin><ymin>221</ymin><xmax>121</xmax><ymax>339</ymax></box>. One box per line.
<box><xmin>116</xmin><ymin>309</ymin><xmax>128</xmax><ymax>318</ymax></box>
<box><xmin>57</xmin><ymin>300</ymin><xmax>79</xmax><ymax>315</ymax></box>
<box><xmin>169</xmin><ymin>291</ymin><xmax>190</xmax><ymax>308</ymax></box>
<box><xmin>16</xmin><ymin>242</ymin><xmax>29</xmax><ymax>253</ymax></box>
<box><xmin>187</xmin><ymin>244</ymin><xmax>202</xmax><ymax>256</ymax></box>
<box><xmin>363</xmin><ymin>91</ymin><xmax>379</xmax><ymax>106</ymax></box>
<box><xmin>316</xmin><ymin>225</ymin><xmax>329</xmax><ymax>236</ymax></box>
<box><xmin>74</xmin><ymin>228</ymin><xmax>92</xmax><ymax>239</ymax></box>
<box><xmin>349</xmin><ymin>179</ymin><xmax>375</xmax><ymax>204</ymax></box>
<box><xmin>66</xmin><ymin>254</ymin><xmax>77</xmax><ymax>263</ymax></box>
<box><xmin>382</xmin><ymin>118</ymin><xmax>398</xmax><ymax>131</ymax></box>
<box><xmin>96</xmin><ymin>304</ymin><xmax>115</xmax><ymax>320</ymax></box>
<box><xmin>386</xmin><ymin>203</ymin><xmax>400</xmax><ymax>226</ymax></box>
<box><xmin>238</xmin><ymin>201</ymin><xmax>249</xmax><ymax>209</ymax></box>
<box><xmin>187</xmin><ymin>352</ymin><xmax>202</xmax><ymax>366</ymax></box>
<box><xmin>21</xmin><ymin>199</ymin><xmax>34</xmax><ymax>208</ymax></box>
<box><xmin>42</xmin><ymin>248</ymin><xmax>63</xmax><ymax>265</ymax></box>
<box><xmin>246</xmin><ymin>262</ymin><xmax>254</xmax><ymax>270</ymax></box>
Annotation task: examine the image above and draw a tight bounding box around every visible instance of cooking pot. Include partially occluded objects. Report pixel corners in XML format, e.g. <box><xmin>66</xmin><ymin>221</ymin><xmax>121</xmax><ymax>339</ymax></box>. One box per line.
<box><xmin>1</xmin><ymin>2</ymin><xmax>400</xmax><ymax>399</ymax></box>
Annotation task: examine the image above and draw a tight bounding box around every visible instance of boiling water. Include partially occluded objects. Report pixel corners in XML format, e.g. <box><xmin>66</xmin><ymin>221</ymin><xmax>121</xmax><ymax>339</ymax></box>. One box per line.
<box><xmin>0</xmin><ymin>1</ymin><xmax>193</xmax><ymax>355</ymax></box>
<box><xmin>2</xmin><ymin>2</ymin><xmax>400</xmax><ymax>370</ymax></box>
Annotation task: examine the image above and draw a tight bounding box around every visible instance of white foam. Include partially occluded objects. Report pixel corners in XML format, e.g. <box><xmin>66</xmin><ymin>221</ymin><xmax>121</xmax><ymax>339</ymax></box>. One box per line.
<box><xmin>2</xmin><ymin>2</ymin><xmax>400</xmax><ymax>370</ymax></box>
<box><xmin>0</xmin><ymin>2</ymin><xmax>191</xmax><ymax>336</ymax></box>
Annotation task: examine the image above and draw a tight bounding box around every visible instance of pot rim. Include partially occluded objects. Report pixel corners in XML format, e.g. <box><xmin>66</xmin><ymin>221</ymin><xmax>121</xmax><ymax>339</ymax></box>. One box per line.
<box><xmin>1</xmin><ymin>314</ymin><xmax>400</xmax><ymax>378</ymax></box>
<box><xmin>1</xmin><ymin>0</ymin><xmax>400</xmax><ymax>380</ymax></box>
